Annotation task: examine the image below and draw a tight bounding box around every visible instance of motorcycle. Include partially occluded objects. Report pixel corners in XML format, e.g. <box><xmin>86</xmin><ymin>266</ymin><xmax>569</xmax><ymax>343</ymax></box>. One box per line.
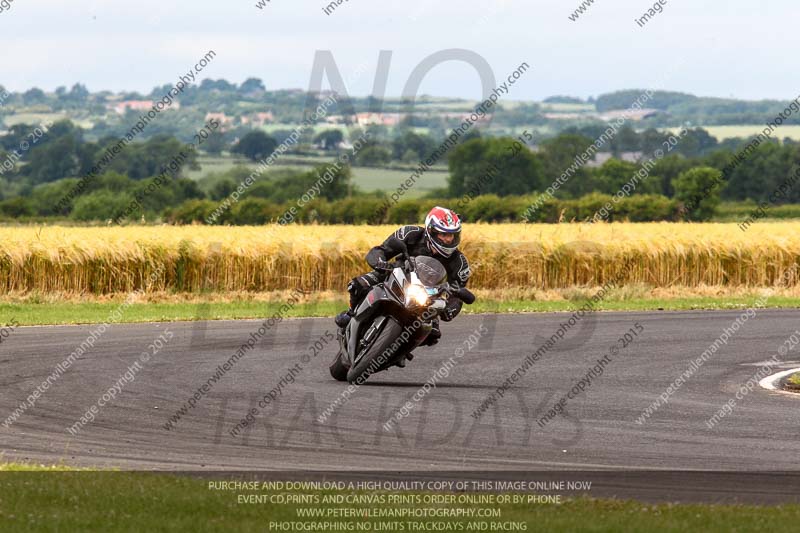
<box><xmin>329</xmin><ymin>254</ymin><xmax>475</xmax><ymax>384</ymax></box>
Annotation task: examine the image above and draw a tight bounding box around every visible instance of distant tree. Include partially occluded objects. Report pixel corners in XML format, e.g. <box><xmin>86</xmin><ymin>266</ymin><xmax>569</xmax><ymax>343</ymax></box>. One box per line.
<box><xmin>716</xmin><ymin>137</ymin><xmax>747</xmax><ymax>152</ymax></box>
<box><xmin>673</xmin><ymin>167</ymin><xmax>723</xmax><ymax>221</ymax></box>
<box><xmin>650</xmin><ymin>154</ymin><xmax>695</xmax><ymax>197</ymax></box>
<box><xmin>592</xmin><ymin>159</ymin><xmax>659</xmax><ymax>195</ymax></box>
<box><xmin>21</xmin><ymin>134</ymin><xmax>84</xmax><ymax>183</ymax></box>
<box><xmin>494</xmin><ymin>103</ymin><xmax>546</xmax><ymax>126</ymax></box>
<box><xmin>595</xmin><ymin>90</ymin><xmax>696</xmax><ymax>112</ymax></box>
<box><xmin>543</xmin><ymin>95</ymin><xmax>585</xmax><ymax>104</ymax></box>
<box><xmin>231</xmin><ymin>131</ymin><xmax>278</xmax><ymax>161</ymax></box>
<box><xmin>391</xmin><ymin>131</ymin><xmax>438</xmax><ymax>161</ymax></box>
<box><xmin>609</xmin><ymin>125</ymin><xmax>641</xmax><ymax>154</ymax></box>
<box><xmin>170</xmin><ymin>178</ymin><xmax>206</xmax><ymax>204</ymax></box>
<box><xmin>716</xmin><ymin>141</ymin><xmax>793</xmax><ymax>202</ymax></box>
<box><xmin>564</xmin><ymin>125</ymin><xmax>608</xmax><ymax>144</ymax></box>
<box><xmin>364</xmin><ymin>124</ymin><xmax>390</xmax><ymax>141</ymax></box>
<box><xmin>165</xmin><ymin>199</ymin><xmax>218</xmax><ymax>224</ymax></box>
<box><xmin>71</xmin><ymin>189</ymin><xmax>136</xmax><ymax>221</ymax></box>
<box><xmin>22</xmin><ymin>88</ymin><xmax>47</xmax><ymax>105</ymax></box>
<box><xmin>239</xmin><ymin>78</ymin><xmax>266</xmax><ymax>94</ymax></box>
<box><xmin>0</xmin><ymin>198</ymin><xmax>33</xmax><ymax>217</ymax></box>
<box><xmin>354</xmin><ymin>144</ymin><xmax>392</xmax><ymax>166</ymax></box>
<box><xmin>460</xmin><ymin>129</ymin><xmax>482</xmax><ymax>143</ymax></box>
<box><xmin>1</xmin><ymin>124</ymin><xmax>35</xmax><ymax>151</ymax></box>
<box><xmin>448</xmin><ymin>137</ymin><xmax>545</xmax><ymax>197</ymax></box>
<box><xmin>538</xmin><ymin>133</ymin><xmax>595</xmax><ymax>197</ymax></box>
<box><xmin>401</xmin><ymin>149</ymin><xmax>419</xmax><ymax>164</ymax></box>
<box><xmin>314</xmin><ymin>129</ymin><xmax>344</xmax><ymax>150</ymax></box>
<box><xmin>27</xmin><ymin>178</ymin><xmax>82</xmax><ymax>215</ymax></box>
<box><xmin>210</xmin><ymin>178</ymin><xmax>237</xmax><ymax>201</ymax></box>
<box><xmin>639</xmin><ymin>128</ymin><xmax>669</xmax><ymax>156</ymax></box>
<box><xmin>148</xmin><ymin>84</ymin><xmax>173</xmax><ymax>99</ymax></box>
<box><xmin>67</xmin><ymin>83</ymin><xmax>90</xmax><ymax>102</ymax></box>
<box><xmin>202</xmin><ymin>130</ymin><xmax>227</xmax><ymax>156</ymax></box>
<box><xmin>46</xmin><ymin>119</ymin><xmax>83</xmax><ymax>141</ymax></box>
<box><xmin>269</xmin><ymin>129</ymin><xmax>296</xmax><ymax>145</ymax></box>
<box><xmin>675</xmin><ymin>128</ymin><xmax>718</xmax><ymax>158</ymax></box>
<box><xmin>99</xmin><ymin>135</ymin><xmax>199</xmax><ymax>180</ymax></box>
<box><xmin>269</xmin><ymin>165</ymin><xmax>352</xmax><ymax>203</ymax></box>
<box><xmin>200</xmin><ymin>79</ymin><xmax>235</xmax><ymax>92</ymax></box>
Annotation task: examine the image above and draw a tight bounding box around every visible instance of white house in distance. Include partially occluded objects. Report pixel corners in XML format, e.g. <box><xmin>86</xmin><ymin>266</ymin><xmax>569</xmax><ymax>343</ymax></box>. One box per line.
<box><xmin>205</xmin><ymin>112</ymin><xmax>232</xmax><ymax>128</ymax></box>
<box><xmin>109</xmin><ymin>100</ymin><xmax>181</xmax><ymax>114</ymax></box>
<box><xmin>240</xmin><ymin>111</ymin><xmax>275</xmax><ymax>127</ymax></box>
<box><xmin>355</xmin><ymin>113</ymin><xmax>403</xmax><ymax>127</ymax></box>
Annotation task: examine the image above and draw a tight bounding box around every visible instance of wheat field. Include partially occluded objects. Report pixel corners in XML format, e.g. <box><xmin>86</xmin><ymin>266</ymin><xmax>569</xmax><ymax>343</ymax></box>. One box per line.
<box><xmin>1</xmin><ymin>223</ymin><xmax>799</xmax><ymax>294</ymax></box>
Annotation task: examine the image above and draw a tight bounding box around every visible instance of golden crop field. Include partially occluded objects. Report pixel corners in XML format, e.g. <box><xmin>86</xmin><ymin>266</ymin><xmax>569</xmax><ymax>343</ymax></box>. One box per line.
<box><xmin>1</xmin><ymin>223</ymin><xmax>799</xmax><ymax>294</ymax></box>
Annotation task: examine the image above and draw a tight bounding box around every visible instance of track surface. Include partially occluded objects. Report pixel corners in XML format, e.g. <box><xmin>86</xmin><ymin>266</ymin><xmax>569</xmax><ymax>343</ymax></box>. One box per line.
<box><xmin>2</xmin><ymin>310</ymin><xmax>800</xmax><ymax>501</ymax></box>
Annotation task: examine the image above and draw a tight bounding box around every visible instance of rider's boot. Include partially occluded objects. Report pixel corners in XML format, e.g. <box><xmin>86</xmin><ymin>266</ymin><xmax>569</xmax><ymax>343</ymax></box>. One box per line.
<box><xmin>336</xmin><ymin>279</ymin><xmax>365</xmax><ymax>329</ymax></box>
<box><xmin>395</xmin><ymin>352</ymin><xmax>414</xmax><ymax>368</ymax></box>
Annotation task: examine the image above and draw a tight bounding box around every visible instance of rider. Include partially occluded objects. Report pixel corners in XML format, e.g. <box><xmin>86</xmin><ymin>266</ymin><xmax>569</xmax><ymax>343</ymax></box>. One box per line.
<box><xmin>334</xmin><ymin>206</ymin><xmax>471</xmax><ymax>348</ymax></box>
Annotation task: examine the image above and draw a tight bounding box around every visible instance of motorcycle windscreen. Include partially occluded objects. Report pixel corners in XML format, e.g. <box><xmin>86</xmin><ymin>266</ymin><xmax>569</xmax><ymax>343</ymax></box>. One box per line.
<box><xmin>414</xmin><ymin>256</ymin><xmax>447</xmax><ymax>287</ymax></box>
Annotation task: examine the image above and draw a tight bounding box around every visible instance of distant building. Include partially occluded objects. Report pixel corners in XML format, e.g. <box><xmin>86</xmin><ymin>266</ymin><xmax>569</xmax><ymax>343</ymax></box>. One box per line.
<box><xmin>543</xmin><ymin>112</ymin><xmax>585</xmax><ymax>120</ymax></box>
<box><xmin>543</xmin><ymin>108</ymin><xmax>660</xmax><ymax>122</ymax></box>
<box><xmin>205</xmin><ymin>112</ymin><xmax>232</xmax><ymax>126</ymax></box>
<box><xmin>239</xmin><ymin>112</ymin><xmax>274</xmax><ymax>127</ymax></box>
<box><xmin>355</xmin><ymin>112</ymin><xmax>403</xmax><ymax>127</ymax></box>
<box><xmin>324</xmin><ymin>114</ymin><xmax>356</xmax><ymax>125</ymax></box>
<box><xmin>110</xmin><ymin>100</ymin><xmax>165</xmax><ymax>114</ymax></box>
<box><xmin>251</xmin><ymin>111</ymin><xmax>274</xmax><ymax>126</ymax></box>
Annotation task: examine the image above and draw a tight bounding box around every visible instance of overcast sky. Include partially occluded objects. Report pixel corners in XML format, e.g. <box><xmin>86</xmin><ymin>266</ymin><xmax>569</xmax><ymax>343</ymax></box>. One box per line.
<box><xmin>1</xmin><ymin>0</ymin><xmax>796</xmax><ymax>102</ymax></box>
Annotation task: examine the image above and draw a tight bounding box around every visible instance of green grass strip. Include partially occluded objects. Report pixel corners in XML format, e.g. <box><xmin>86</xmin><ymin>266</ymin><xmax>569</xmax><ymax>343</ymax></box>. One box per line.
<box><xmin>2</xmin><ymin>296</ymin><xmax>800</xmax><ymax>326</ymax></box>
<box><xmin>0</xmin><ymin>465</ymin><xmax>799</xmax><ymax>532</ymax></box>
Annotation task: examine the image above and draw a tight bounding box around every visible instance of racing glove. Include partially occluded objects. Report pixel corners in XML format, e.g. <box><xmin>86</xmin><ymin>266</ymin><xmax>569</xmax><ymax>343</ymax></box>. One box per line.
<box><xmin>441</xmin><ymin>298</ymin><xmax>462</xmax><ymax>322</ymax></box>
<box><xmin>374</xmin><ymin>258</ymin><xmax>393</xmax><ymax>271</ymax></box>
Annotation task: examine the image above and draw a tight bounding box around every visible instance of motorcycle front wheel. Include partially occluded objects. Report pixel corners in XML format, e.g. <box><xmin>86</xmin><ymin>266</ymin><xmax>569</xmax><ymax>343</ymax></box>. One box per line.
<box><xmin>329</xmin><ymin>350</ymin><xmax>349</xmax><ymax>382</ymax></box>
<box><xmin>346</xmin><ymin>316</ymin><xmax>404</xmax><ymax>384</ymax></box>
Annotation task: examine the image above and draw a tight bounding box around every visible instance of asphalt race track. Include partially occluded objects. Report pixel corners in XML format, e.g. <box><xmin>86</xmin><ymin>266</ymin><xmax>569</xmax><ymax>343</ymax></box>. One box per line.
<box><xmin>2</xmin><ymin>310</ymin><xmax>800</xmax><ymax>502</ymax></box>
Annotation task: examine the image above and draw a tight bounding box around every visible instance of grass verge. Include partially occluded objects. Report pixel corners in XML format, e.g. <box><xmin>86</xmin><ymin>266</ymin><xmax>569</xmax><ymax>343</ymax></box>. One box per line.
<box><xmin>2</xmin><ymin>295</ymin><xmax>800</xmax><ymax>326</ymax></box>
<box><xmin>785</xmin><ymin>372</ymin><xmax>800</xmax><ymax>391</ymax></box>
<box><xmin>1</xmin><ymin>464</ymin><xmax>799</xmax><ymax>532</ymax></box>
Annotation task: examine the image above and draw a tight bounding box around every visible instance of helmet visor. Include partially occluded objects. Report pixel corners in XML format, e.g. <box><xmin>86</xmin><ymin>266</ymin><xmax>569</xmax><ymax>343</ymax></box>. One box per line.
<box><xmin>431</xmin><ymin>229</ymin><xmax>461</xmax><ymax>250</ymax></box>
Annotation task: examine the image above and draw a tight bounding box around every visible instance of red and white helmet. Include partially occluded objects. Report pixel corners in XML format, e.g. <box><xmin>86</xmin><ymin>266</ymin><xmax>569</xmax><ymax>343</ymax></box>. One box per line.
<box><xmin>424</xmin><ymin>206</ymin><xmax>462</xmax><ymax>257</ymax></box>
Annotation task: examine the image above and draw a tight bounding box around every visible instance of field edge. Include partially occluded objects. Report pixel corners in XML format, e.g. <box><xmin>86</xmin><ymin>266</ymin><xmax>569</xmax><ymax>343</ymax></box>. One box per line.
<box><xmin>2</xmin><ymin>295</ymin><xmax>800</xmax><ymax>326</ymax></box>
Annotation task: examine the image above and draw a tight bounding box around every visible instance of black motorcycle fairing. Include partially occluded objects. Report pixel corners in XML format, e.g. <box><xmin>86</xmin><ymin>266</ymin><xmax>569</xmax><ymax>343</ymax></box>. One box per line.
<box><xmin>351</xmin><ymin>315</ymin><xmax>388</xmax><ymax>367</ymax></box>
<box><xmin>345</xmin><ymin>284</ymin><xmax>432</xmax><ymax>368</ymax></box>
<box><xmin>347</xmin><ymin>285</ymin><xmax>396</xmax><ymax>358</ymax></box>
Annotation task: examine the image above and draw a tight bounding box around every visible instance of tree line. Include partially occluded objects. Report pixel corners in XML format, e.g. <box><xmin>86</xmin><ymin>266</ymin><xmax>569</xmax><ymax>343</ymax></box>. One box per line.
<box><xmin>1</xmin><ymin>119</ymin><xmax>799</xmax><ymax>223</ymax></box>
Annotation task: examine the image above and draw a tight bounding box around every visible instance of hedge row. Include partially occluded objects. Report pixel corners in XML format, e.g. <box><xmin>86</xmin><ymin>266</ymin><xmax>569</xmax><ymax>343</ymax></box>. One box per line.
<box><xmin>164</xmin><ymin>193</ymin><xmax>682</xmax><ymax>225</ymax></box>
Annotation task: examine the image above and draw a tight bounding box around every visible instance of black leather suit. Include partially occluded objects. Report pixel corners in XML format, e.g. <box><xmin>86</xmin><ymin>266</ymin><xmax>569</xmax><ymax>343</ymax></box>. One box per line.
<box><xmin>347</xmin><ymin>225</ymin><xmax>471</xmax><ymax>322</ymax></box>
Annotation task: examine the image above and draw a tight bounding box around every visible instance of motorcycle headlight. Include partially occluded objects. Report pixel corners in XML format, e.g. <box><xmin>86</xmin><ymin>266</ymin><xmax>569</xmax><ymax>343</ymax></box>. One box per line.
<box><xmin>405</xmin><ymin>283</ymin><xmax>429</xmax><ymax>306</ymax></box>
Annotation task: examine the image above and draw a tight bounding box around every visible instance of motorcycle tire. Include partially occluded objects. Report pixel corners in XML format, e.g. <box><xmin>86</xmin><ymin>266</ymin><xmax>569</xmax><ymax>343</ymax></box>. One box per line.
<box><xmin>346</xmin><ymin>316</ymin><xmax>404</xmax><ymax>384</ymax></box>
<box><xmin>329</xmin><ymin>350</ymin><xmax>349</xmax><ymax>382</ymax></box>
